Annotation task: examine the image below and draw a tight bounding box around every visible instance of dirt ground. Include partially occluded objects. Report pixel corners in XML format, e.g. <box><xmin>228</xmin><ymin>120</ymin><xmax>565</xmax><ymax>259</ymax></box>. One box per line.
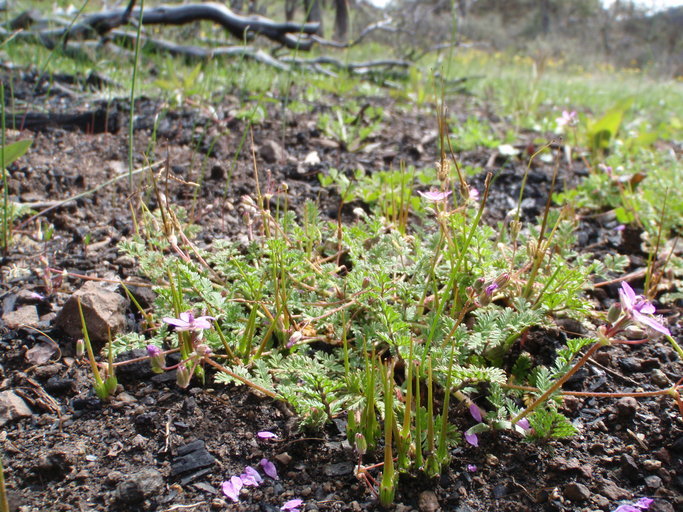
<box><xmin>0</xmin><ymin>65</ymin><xmax>681</xmax><ymax>512</ymax></box>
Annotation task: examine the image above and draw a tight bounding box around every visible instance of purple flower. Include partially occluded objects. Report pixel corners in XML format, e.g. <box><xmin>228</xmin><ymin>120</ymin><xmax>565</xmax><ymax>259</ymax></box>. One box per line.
<box><xmin>162</xmin><ymin>311</ymin><xmax>214</xmax><ymax>332</ymax></box>
<box><xmin>257</xmin><ymin>431</ymin><xmax>278</xmax><ymax>439</ymax></box>
<box><xmin>618</xmin><ymin>282</ymin><xmax>670</xmax><ymax>336</ymax></box>
<box><xmin>418</xmin><ymin>189</ymin><xmax>452</xmax><ymax>202</ymax></box>
<box><xmin>464</xmin><ymin>432</ymin><xmax>479</xmax><ymax>447</ymax></box>
<box><xmin>516</xmin><ymin>418</ymin><xmax>531</xmax><ymax>431</ymax></box>
<box><xmin>484</xmin><ymin>283</ymin><xmax>498</xmax><ymax>297</ymax></box>
<box><xmin>556</xmin><ymin>110</ymin><xmax>577</xmax><ymax>128</ymax></box>
<box><xmin>466</xmin><ymin>464</ymin><xmax>477</xmax><ymax>473</ymax></box>
<box><xmin>468</xmin><ymin>188</ymin><xmax>480</xmax><ymax>201</ymax></box>
<box><xmin>281</xmin><ymin>499</ymin><xmax>304</xmax><ymax>512</ymax></box>
<box><xmin>469</xmin><ymin>404</ymin><xmax>483</xmax><ymax>422</ymax></box>
<box><xmin>612</xmin><ymin>497</ymin><xmax>653</xmax><ymax>512</ymax></box>
<box><xmin>259</xmin><ymin>458</ymin><xmax>278</xmax><ymax>480</ymax></box>
<box><xmin>240</xmin><ymin>466</ymin><xmax>263</xmax><ymax>487</ymax></box>
<box><xmin>221</xmin><ymin>475</ymin><xmax>243</xmax><ymax>502</ymax></box>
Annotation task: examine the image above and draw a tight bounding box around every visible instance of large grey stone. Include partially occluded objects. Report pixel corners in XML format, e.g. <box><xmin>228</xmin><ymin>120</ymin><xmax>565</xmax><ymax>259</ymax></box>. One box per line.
<box><xmin>0</xmin><ymin>390</ymin><xmax>33</xmax><ymax>426</ymax></box>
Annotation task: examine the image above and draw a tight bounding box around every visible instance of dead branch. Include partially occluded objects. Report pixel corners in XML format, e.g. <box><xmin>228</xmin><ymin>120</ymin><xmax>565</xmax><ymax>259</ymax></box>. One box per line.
<box><xmin>44</xmin><ymin>2</ymin><xmax>319</xmax><ymax>50</ymax></box>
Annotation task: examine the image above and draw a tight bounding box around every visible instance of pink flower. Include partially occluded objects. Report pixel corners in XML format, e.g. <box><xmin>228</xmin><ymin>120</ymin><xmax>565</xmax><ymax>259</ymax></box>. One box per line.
<box><xmin>466</xmin><ymin>464</ymin><xmax>477</xmax><ymax>472</ymax></box>
<box><xmin>468</xmin><ymin>187</ymin><xmax>480</xmax><ymax>201</ymax></box>
<box><xmin>464</xmin><ymin>432</ymin><xmax>479</xmax><ymax>447</ymax></box>
<box><xmin>556</xmin><ymin>110</ymin><xmax>577</xmax><ymax>128</ymax></box>
<box><xmin>221</xmin><ymin>475</ymin><xmax>243</xmax><ymax>502</ymax></box>
<box><xmin>240</xmin><ymin>466</ymin><xmax>263</xmax><ymax>487</ymax></box>
<box><xmin>162</xmin><ymin>311</ymin><xmax>214</xmax><ymax>332</ymax></box>
<box><xmin>618</xmin><ymin>282</ymin><xmax>670</xmax><ymax>336</ymax></box>
<box><xmin>259</xmin><ymin>458</ymin><xmax>278</xmax><ymax>480</ymax></box>
<box><xmin>516</xmin><ymin>418</ymin><xmax>531</xmax><ymax>431</ymax></box>
<box><xmin>418</xmin><ymin>189</ymin><xmax>452</xmax><ymax>202</ymax></box>
<box><xmin>281</xmin><ymin>499</ymin><xmax>304</xmax><ymax>512</ymax></box>
<box><xmin>257</xmin><ymin>431</ymin><xmax>278</xmax><ymax>439</ymax></box>
<box><xmin>612</xmin><ymin>497</ymin><xmax>653</xmax><ymax>512</ymax></box>
<box><xmin>469</xmin><ymin>404</ymin><xmax>483</xmax><ymax>422</ymax></box>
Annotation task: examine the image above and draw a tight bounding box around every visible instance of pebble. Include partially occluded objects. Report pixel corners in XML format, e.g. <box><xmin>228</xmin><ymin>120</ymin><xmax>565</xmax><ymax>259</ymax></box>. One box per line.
<box><xmin>620</xmin><ymin>453</ymin><xmax>640</xmax><ymax>480</ymax></box>
<box><xmin>644</xmin><ymin>475</ymin><xmax>662</xmax><ymax>489</ymax></box>
<box><xmin>563</xmin><ymin>482</ymin><xmax>590</xmax><ymax>502</ymax></box>
<box><xmin>113</xmin><ymin>467</ymin><xmax>164</xmax><ymax>504</ymax></box>
<box><xmin>650</xmin><ymin>369</ymin><xmax>670</xmax><ymax>387</ymax></box>
<box><xmin>643</xmin><ymin>459</ymin><xmax>662</xmax><ymax>471</ymax></box>
<box><xmin>418</xmin><ymin>490</ymin><xmax>440</xmax><ymax>512</ymax></box>
<box><xmin>485</xmin><ymin>454</ymin><xmax>499</xmax><ymax>466</ymax></box>
<box><xmin>599</xmin><ymin>479</ymin><xmax>629</xmax><ymax>500</ymax></box>
<box><xmin>275</xmin><ymin>452</ymin><xmax>292</xmax><ymax>465</ymax></box>
<box><xmin>615</xmin><ymin>397</ymin><xmax>638</xmax><ymax>417</ymax></box>
<box><xmin>0</xmin><ymin>390</ymin><xmax>33</xmax><ymax>426</ymax></box>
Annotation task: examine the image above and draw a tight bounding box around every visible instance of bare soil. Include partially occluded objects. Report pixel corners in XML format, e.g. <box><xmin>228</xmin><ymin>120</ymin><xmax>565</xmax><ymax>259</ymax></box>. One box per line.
<box><xmin>1</xmin><ymin>65</ymin><xmax>681</xmax><ymax>512</ymax></box>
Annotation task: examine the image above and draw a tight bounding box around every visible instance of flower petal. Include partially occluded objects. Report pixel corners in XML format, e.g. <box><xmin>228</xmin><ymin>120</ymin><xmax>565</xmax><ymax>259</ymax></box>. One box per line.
<box><xmin>243</xmin><ymin>466</ymin><xmax>263</xmax><ymax>484</ymax></box>
<box><xmin>259</xmin><ymin>458</ymin><xmax>279</xmax><ymax>480</ymax></box>
<box><xmin>257</xmin><ymin>431</ymin><xmax>278</xmax><ymax>439</ymax></box>
<box><xmin>162</xmin><ymin>317</ymin><xmax>189</xmax><ymax>328</ymax></box>
<box><xmin>632</xmin><ymin>311</ymin><xmax>670</xmax><ymax>336</ymax></box>
<box><xmin>281</xmin><ymin>499</ymin><xmax>304</xmax><ymax>511</ymax></box>
<box><xmin>619</xmin><ymin>282</ymin><xmax>637</xmax><ymax>311</ymax></box>
<box><xmin>464</xmin><ymin>432</ymin><xmax>479</xmax><ymax>447</ymax></box>
<box><xmin>469</xmin><ymin>404</ymin><xmax>483</xmax><ymax>422</ymax></box>
<box><xmin>516</xmin><ymin>418</ymin><xmax>531</xmax><ymax>431</ymax></box>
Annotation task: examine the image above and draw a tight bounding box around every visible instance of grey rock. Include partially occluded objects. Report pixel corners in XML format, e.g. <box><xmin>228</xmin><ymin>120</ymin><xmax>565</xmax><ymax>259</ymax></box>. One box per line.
<box><xmin>644</xmin><ymin>475</ymin><xmax>662</xmax><ymax>489</ymax></box>
<box><xmin>114</xmin><ymin>467</ymin><xmax>164</xmax><ymax>504</ymax></box>
<box><xmin>615</xmin><ymin>397</ymin><xmax>638</xmax><ymax>417</ymax></box>
<box><xmin>418</xmin><ymin>490</ymin><xmax>440</xmax><ymax>512</ymax></box>
<box><xmin>650</xmin><ymin>368</ymin><xmax>670</xmax><ymax>387</ymax></box>
<box><xmin>599</xmin><ymin>479</ymin><xmax>629</xmax><ymax>500</ymax></box>
<box><xmin>620</xmin><ymin>453</ymin><xmax>640</xmax><ymax>480</ymax></box>
<box><xmin>322</xmin><ymin>462</ymin><xmax>354</xmax><ymax>477</ymax></box>
<box><xmin>3</xmin><ymin>305</ymin><xmax>40</xmax><ymax>329</ymax></box>
<box><xmin>0</xmin><ymin>390</ymin><xmax>33</xmax><ymax>426</ymax></box>
<box><xmin>563</xmin><ymin>482</ymin><xmax>590</xmax><ymax>502</ymax></box>
<box><xmin>259</xmin><ymin>140</ymin><xmax>286</xmax><ymax>164</ymax></box>
<box><xmin>55</xmin><ymin>281</ymin><xmax>128</xmax><ymax>349</ymax></box>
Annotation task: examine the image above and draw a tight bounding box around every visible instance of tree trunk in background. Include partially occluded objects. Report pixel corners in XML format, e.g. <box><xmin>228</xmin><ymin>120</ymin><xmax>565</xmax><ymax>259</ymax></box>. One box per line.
<box><xmin>304</xmin><ymin>0</ymin><xmax>324</xmax><ymax>35</ymax></box>
<box><xmin>539</xmin><ymin>0</ymin><xmax>550</xmax><ymax>35</ymax></box>
<box><xmin>333</xmin><ymin>0</ymin><xmax>349</xmax><ymax>41</ymax></box>
<box><xmin>285</xmin><ymin>0</ymin><xmax>296</xmax><ymax>21</ymax></box>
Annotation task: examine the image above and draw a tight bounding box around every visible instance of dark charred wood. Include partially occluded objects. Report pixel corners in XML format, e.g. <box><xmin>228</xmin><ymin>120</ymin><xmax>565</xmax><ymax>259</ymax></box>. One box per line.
<box><xmin>5</xmin><ymin>108</ymin><xmax>120</xmax><ymax>134</ymax></box>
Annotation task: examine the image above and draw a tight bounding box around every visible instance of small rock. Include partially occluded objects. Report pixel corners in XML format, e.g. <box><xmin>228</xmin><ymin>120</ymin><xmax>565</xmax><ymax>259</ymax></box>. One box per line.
<box><xmin>643</xmin><ymin>459</ymin><xmax>662</xmax><ymax>471</ymax></box>
<box><xmin>3</xmin><ymin>305</ymin><xmax>40</xmax><ymax>329</ymax></box>
<box><xmin>618</xmin><ymin>357</ymin><xmax>640</xmax><ymax>372</ymax></box>
<box><xmin>485</xmin><ymin>454</ymin><xmax>499</xmax><ymax>466</ymax></box>
<box><xmin>274</xmin><ymin>452</ymin><xmax>292</xmax><ymax>465</ymax></box>
<box><xmin>644</xmin><ymin>475</ymin><xmax>662</xmax><ymax>489</ymax></box>
<box><xmin>563</xmin><ymin>482</ymin><xmax>590</xmax><ymax>502</ymax></box>
<box><xmin>55</xmin><ymin>281</ymin><xmax>128</xmax><ymax>349</ymax></box>
<box><xmin>0</xmin><ymin>390</ymin><xmax>33</xmax><ymax>426</ymax></box>
<box><xmin>418</xmin><ymin>490</ymin><xmax>440</xmax><ymax>512</ymax></box>
<box><xmin>113</xmin><ymin>468</ymin><xmax>164</xmax><ymax>504</ymax></box>
<box><xmin>259</xmin><ymin>140</ymin><xmax>286</xmax><ymax>163</ymax></box>
<box><xmin>562</xmin><ymin>395</ymin><xmax>582</xmax><ymax>412</ymax></box>
<box><xmin>322</xmin><ymin>462</ymin><xmax>354</xmax><ymax>477</ymax></box>
<box><xmin>350</xmin><ymin>501</ymin><xmax>362</xmax><ymax>512</ymax></box>
<box><xmin>650</xmin><ymin>369</ymin><xmax>670</xmax><ymax>387</ymax></box>
<box><xmin>600</xmin><ymin>479</ymin><xmax>629</xmax><ymax>500</ymax></box>
<box><xmin>620</xmin><ymin>453</ymin><xmax>640</xmax><ymax>480</ymax></box>
<box><xmin>615</xmin><ymin>397</ymin><xmax>638</xmax><ymax>417</ymax></box>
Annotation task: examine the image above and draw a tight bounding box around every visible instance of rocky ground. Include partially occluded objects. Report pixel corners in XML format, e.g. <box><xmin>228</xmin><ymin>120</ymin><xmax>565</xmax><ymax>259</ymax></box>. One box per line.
<box><xmin>0</xmin><ymin>65</ymin><xmax>681</xmax><ymax>512</ymax></box>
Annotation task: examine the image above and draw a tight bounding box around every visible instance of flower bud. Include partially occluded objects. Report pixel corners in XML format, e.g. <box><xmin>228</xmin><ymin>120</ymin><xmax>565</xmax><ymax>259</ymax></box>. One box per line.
<box><xmin>354</xmin><ymin>433</ymin><xmax>367</xmax><ymax>456</ymax></box>
<box><xmin>494</xmin><ymin>273</ymin><xmax>510</xmax><ymax>287</ymax></box>
<box><xmin>75</xmin><ymin>339</ymin><xmax>85</xmax><ymax>358</ymax></box>
<box><xmin>472</xmin><ymin>277</ymin><xmax>486</xmax><ymax>293</ymax></box>
<box><xmin>176</xmin><ymin>363</ymin><xmax>191</xmax><ymax>389</ymax></box>
<box><xmin>195</xmin><ymin>343</ymin><xmax>211</xmax><ymax>357</ymax></box>
<box><xmin>607</xmin><ymin>303</ymin><xmax>622</xmax><ymax>324</ymax></box>
<box><xmin>287</xmin><ymin>331</ymin><xmax>303</xmax><ymax>348</ymax></box>
<box><xmin>147</xmin><ymin>344</ymin><xmax>166</xmax><ymax>374</ymax></box>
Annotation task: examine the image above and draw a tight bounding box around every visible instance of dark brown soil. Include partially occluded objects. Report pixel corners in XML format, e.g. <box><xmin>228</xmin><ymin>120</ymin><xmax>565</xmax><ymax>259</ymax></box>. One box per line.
<box><xmin>1</xmin><ymin>65</ymin><xmax>681</xmax><ymax>512</ymax></box>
